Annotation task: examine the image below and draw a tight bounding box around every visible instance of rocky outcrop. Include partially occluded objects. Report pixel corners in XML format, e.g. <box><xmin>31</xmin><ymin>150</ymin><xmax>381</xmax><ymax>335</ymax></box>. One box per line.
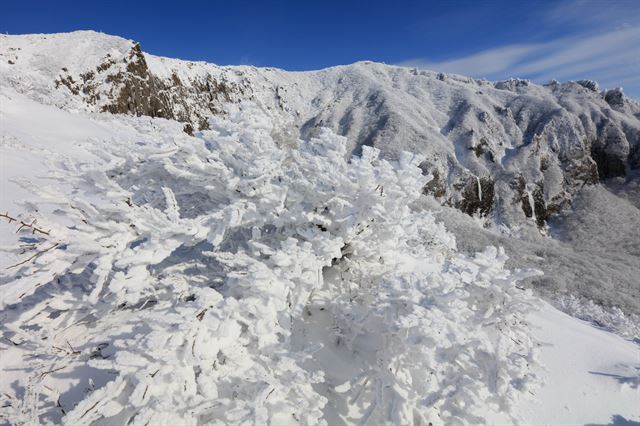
<box><xmin>457</xmin><ymin>176</ymin><xmax>495</xmax><ymax>217</ymax></box>
<box><xmin>55</xmin><ymin>43</ymin><xmax>251</xmax><ymax>131</ymax></box>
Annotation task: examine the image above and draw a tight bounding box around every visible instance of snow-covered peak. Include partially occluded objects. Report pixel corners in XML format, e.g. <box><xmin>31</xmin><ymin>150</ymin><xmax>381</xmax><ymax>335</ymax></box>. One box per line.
<box><xmin>0</xmin><ymin>31</ymin><xmax>135</xmax><ymax>107</ymax></box>
<box><xmin>1</xmin><ymin>31</ymin><xmax>134</xmax><ymax>73</ymax></box>
<box><xmin>2</xmin><ymin>31</ymin><xmax>639</xmax><ymax>233</ymax></box>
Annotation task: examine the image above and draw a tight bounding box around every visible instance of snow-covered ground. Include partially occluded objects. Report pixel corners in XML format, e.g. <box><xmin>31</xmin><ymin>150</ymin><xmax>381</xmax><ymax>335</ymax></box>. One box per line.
<box><xmin>518</xmin><ymin>304</ymin><xmax>639</xmax><ymax>426</ymax></box>
<box><xmin>1</xmin><ymin>89</ymin><xmax>639</xmax><ymax>425</ymax></box>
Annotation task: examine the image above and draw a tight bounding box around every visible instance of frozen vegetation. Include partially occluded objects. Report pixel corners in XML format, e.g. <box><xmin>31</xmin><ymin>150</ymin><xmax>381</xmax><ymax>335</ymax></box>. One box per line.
<box><xmin>1</xmin><ymin>101</ymin><xmax>543</xmax><ymax>424</ymax></box>
<box><xmin>0</xmin><ymin>31</ymin><xmax>639</xmax><ymax>425</ymax></box>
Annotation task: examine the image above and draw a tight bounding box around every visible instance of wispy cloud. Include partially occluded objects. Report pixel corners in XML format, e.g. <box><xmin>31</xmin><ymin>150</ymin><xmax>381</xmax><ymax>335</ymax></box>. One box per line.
<box><xmin>400</xmin><ymin>0</ymin><xmax>640</xmax><ymax>99</ymax></box>
<box><xmin>402</xmin><ymin>44</ymin><xmax>543</xmax><ymax>76</ymax></box>
<box><xmin>543</xmin><ymin>0</ymin><xmax>639</xmax><ymax>29</ymax></box>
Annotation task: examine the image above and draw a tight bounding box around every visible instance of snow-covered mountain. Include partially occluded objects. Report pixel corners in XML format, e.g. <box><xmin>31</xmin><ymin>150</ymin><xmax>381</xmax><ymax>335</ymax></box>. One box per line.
<box><xmin>3</xmin><ymin>31</ymin><xmax>640</xmax><ymax>228</ymax></box>
<box><xmin>1</xmin><ymin>31</ymin><xmax>639</xmax><ymax>425</ymax></box>
<box><xmin>3</xmin><ymin>31</ymin><xmax>639</xmax><ymax>321</ymax></box>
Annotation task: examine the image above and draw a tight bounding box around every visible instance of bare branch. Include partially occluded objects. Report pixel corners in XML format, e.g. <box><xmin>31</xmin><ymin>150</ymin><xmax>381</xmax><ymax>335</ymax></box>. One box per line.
<box><xmin>6</xmin><ymin>243</ymin><xmax>59</xmax><ymax>270</ymax></box>
<box><xmin>1</xmin><ymin>212</ymin><xmax>50</xmax><ymax>236</ymax></box>
<box><xmin>79</xmin><ymin>399</ymin><xmax>100</xmax><ymax>419</ymax></box>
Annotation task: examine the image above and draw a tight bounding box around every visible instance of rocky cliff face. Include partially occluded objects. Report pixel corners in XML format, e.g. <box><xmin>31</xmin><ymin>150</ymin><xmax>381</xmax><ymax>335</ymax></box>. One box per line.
<box><xmin>2</xmin><ymin>31</ymin><xmax>639</xmax><ymax>230</ymax></box>
<box><xmin>52</xmin><ymin>42</ymin><xmax>251</xmax><ymax>134</ymax></box>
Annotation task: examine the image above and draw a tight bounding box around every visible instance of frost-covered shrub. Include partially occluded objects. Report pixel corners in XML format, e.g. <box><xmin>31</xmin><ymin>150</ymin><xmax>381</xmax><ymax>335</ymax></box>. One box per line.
<box><xmin>1</xmin><ymin>104</ymin><xmax>539</xmax><ymax>425</ymax></box>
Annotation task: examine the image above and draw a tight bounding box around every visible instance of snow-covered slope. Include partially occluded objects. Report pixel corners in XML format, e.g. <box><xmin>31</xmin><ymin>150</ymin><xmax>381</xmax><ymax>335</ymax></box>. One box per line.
<box><xmin>1</xmin><ymin>31</ymin><xmax>640</xmax><ymax>425</ymax></box>
<box><xmin>4</xmin><ymin>31</ymin><xmax>639</xmax><ymax>324</ymax></box>
<box><xmin>1</xmin><ymin>89</ymin><xmax>638</xmax><ymax>426</ymax></box>
<box><xmin>3</xmin><ymin>31</ymin><xmax>640</xmax><ymax>229</ymax></box>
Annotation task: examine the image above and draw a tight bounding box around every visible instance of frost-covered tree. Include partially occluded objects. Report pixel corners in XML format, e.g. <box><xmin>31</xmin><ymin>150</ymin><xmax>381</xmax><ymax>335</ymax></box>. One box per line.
<box><xmin>1</xmin><ymin>104</ymin><xmax>539</xmax><ymax>425</ymax></box>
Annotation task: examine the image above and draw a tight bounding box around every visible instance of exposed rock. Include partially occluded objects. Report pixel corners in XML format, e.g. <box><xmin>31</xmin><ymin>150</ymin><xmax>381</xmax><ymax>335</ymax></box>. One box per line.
<box><xmin>591</xmin><ymin>144</ymin><xmax>627</xmax><ymax>178</ymax></box>
<box><xmin>591</xmin><ymin>124</ymin><xmax>629</xmax><ymax>178</ymax></box>
<box><xmin>183</xmin><ymin>123</ymin><xmax>194</xmax><ymax>136</ymax></box>
<box><xmin>422</xmin><ymin>168</ymin><xmax>447</xmax><ymax>198</ymax></box>
<box><xmin>50</xmin><ymin>42</ymin><xmax>250</xmax><ymax>133</ymax></box>
<box><xmin>457</xmin><ymin>176</ymin><xmax>495</xmax><ymax>217</ymax></box>
<box><xmin>564</xmin><ymin>155</ymin><xmax>600</xmax><ymax>186</ymax></box>
<box><xmin>604</xmin><ymin>88</ymin><xmax>625</xmax><ymax>109</ymax></box>
<box><xmin>576</xmin><ymin>79</ymin><xmax>599</xmax><ymax>92</ymax></box>
<box><xmin>512</xmin><ymin>177</ymin><xmax>552</xmax><ymax>228</ymax></box>
<box><xmin>494</xmin><ymin>78</ymin><xmax>530</xmax><ymax>92</ymax></box>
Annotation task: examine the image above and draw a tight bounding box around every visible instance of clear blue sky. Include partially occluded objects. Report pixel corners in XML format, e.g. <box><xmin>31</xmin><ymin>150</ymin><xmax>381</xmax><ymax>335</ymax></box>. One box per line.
<box><xmin>2</xmin><ymin>0</ymin><xmax>639</xmax><ymax>98</ymax></box>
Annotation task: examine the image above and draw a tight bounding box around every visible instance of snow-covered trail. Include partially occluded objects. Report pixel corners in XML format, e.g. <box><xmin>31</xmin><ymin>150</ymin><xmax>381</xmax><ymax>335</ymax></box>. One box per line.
<box><xmin>1</xmin><ymin>91</ymin><xmax>639</xmax><ymax>424</ymax></box>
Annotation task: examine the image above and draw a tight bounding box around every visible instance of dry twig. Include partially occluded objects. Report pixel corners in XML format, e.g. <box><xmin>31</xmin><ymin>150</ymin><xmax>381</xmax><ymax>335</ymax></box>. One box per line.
<box><xmin>6</xmin><ymin>243</ymin><xmax>59</xmax><ymax>270</ymax></box>
<box><xmin>1</xmin><ymin>212</ymin><xmax>50</xmax><ymax>236</ymax></box>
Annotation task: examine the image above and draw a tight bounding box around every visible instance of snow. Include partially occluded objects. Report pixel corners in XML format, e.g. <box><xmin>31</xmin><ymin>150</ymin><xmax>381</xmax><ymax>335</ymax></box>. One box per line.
<box><xmin>2</xmin><ymin>30</ymin><xmax>640</xmax><ymax>425</ymax></box>
<box><xmin>521</xmin><ymin>304</ymin><xmax>640</xmax><ymax>425</ymax></box>
<box><xmin>0</xmin><ymin>32</ymin><xmax>134</xmax><ymax>110</ymax></box>
<box><xmin>0</xmin><ymin>90</ymin><xmax>97</xmax><ymax>268</ymax></box>
<box><xmin>1</xmin><ymin>90</ymin><xmax>639</xmax><ymax>425</ymax></box>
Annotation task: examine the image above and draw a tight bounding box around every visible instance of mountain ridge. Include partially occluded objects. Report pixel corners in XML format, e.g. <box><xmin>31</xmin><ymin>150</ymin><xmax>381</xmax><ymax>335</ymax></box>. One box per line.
<box><xmin>2</xmin><ymin>33</ymin><xmax>640</xmax><ymax>321</ymax></box>
<box><xmin>3</xmin><ymin>32</ymin><xmax>638</xmax><ymax>232</ymax></box>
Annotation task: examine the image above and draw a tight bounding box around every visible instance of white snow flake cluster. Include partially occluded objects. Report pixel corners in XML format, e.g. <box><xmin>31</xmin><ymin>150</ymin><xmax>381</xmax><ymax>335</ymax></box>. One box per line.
<box><xmin>1</xmin><ymin>104</ymin><xmax>540</xmax><ymax>425</ymax></box>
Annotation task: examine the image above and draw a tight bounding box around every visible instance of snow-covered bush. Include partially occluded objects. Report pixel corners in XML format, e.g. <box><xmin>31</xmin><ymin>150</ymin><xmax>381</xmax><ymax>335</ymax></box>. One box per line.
<box><xmin>1</xmin><ymin>104</ymin><xmax>539</xmax><ymax>425</ymax></box>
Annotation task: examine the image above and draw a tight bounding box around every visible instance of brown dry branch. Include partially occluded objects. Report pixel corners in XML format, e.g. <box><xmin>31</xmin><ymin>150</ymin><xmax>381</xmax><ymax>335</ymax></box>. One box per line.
<box><xmin>66</xmin><ymin>340</ymin><xmax>80</xmax><ymax>355</ymax></box>
<box><xmin>79</xmin><ymin>399</ymin><xmax>100</xmax><ymax>419</ymax></box>
<box><xmin>39</xmin><ymin>365</ymin><xmax>67</xmax><ymax>379</ymax></box>
<box><xmin>0</xmin><ymin>212</ymin><xmax>50</xmax><ymax>236</ymax></box>
<box><xmin>196</xmin><ymin>308</ymin><xmax>207</xmax><ymax>321</ymax></box>
<box><xmin>6</xmin><ymin>243</ymin><xmax>59</xmax><ymax>270</ymax></box>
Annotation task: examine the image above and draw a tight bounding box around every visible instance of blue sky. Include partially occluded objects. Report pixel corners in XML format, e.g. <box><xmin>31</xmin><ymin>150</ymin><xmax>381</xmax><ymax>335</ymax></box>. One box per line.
<box><xmin>2</xmin><ymin>0</ymin><xmax>639</xmax><ymax>98</ymax></box>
